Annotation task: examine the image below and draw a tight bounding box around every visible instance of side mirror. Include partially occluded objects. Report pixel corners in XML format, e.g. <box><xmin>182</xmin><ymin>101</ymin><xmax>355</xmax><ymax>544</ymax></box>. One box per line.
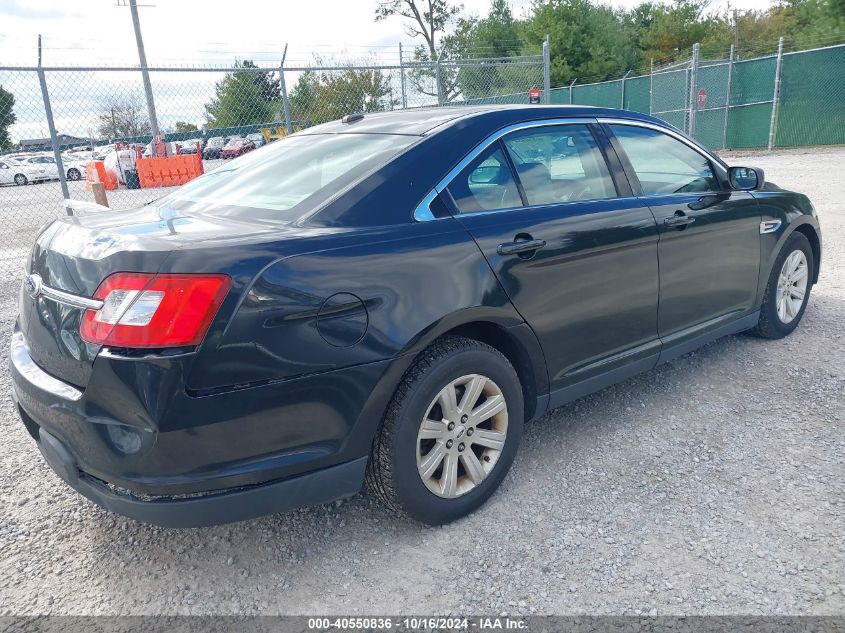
<box><xmin>728</xmin><ymin>166</ymin><xmax>765</xmax><ymax>191</ymax></box>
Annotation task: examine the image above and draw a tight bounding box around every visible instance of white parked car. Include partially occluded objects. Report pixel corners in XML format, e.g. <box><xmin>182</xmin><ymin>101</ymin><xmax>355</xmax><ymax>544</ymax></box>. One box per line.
<box><xmin>246</xmin><ymin>132</ymin><xmax>265</xmax><ymax>148</ymax></box>
<box><xmin>18</xmin><ymin>153</ymin><xmax>89</xmax><ymax>181</ymax></box>
<box><xmin>93</xmin><ymin>145</ymin><xmax>115</xmax><ymax>161</ymax></box>
<box><xmin>17</xmin><ymin>155</ymin><xmax>70</xmax><ymax>182</ymax></box>
<box><xmin>60</xmin><ymin>153</ymin><xmax>90</xmax><ymax>180</ymax></box>
<box><xmin>0</xmin><ymin>158</ymin><xmax>50</xmax><ymax>186</ymax></box>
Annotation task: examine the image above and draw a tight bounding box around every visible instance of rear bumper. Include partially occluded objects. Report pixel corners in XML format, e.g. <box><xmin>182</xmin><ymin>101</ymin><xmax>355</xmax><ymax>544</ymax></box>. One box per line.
<box><xmin>36</xmin><ymin>427</ymin><xmax>366</xmax><ymax>528</ymax></box>
<box><xmin>10</xmin><ymin>327</ymin><xmax>391</xmax><ymax>525</ymax></box>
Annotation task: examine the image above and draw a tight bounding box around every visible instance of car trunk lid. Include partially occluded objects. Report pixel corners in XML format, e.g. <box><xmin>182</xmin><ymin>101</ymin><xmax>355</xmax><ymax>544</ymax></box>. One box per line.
<box><xmin>19</xmin><ymin>204</ymin><xmax>281</xmax><ymax>388</ymax></box>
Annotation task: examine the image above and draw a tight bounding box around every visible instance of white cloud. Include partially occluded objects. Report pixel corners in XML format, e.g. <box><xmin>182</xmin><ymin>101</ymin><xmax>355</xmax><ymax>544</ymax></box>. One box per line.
<box><xmin>0</xmin><ymin>0</ymin><xmax>775</xmax><ymax>141</ymax></box>
<box><xmin>0</xmin><ymin>0</ymin><xmax>775</xmax><ymax>67</ymax></box>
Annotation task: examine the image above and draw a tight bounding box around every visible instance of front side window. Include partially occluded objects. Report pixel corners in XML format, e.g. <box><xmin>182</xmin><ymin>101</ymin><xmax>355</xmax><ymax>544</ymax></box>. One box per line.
<box><xmin>446</xmin><ymin>144</ymin><xmax>522</xmax><ymax>214</ymax></box>
<box><xmin>610</xmin><ymin>124</ymin><xmax>718</xmax><ymax>195</ymax></box>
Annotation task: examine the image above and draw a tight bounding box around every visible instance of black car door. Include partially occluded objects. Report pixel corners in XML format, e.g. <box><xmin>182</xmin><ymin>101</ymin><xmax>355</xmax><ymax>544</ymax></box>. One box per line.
<box><xmin>442</xmin><ymin>120</ymin><xmax>661</xmax><ymax>400</ymax></box>
<box><xmin>604</xmin><ymin>123</ymin><xmax>761</xmax><ymax>348</ymax></box>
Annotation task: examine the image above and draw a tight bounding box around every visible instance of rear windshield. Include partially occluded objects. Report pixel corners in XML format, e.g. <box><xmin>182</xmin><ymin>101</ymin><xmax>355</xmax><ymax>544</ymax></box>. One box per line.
<box><xmin>160</xmin><ymin>133</ymin><xmax>415</xmax><ymax>221</ymax></box>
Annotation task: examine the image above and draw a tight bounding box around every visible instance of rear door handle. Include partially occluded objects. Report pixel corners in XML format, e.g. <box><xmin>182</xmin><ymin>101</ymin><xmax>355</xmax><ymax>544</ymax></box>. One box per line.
<box><xmin>664</xmin><ymin>212</ymin><xmax>696</xmax><ymax>228</ymax></box>
<box><xmin>497</xmin><ymin>239</ymin><xmax>547</xmax><ymax>256</ymax></box>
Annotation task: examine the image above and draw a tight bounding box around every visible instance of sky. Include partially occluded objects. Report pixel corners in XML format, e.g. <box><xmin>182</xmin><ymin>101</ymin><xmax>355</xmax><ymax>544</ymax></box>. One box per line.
<box><xmin>0</xmin><ymin>0</ymin><xmax>774</xmax><ymax>142</ymax></box>
<box><xmin>0</xmin><ymin>0</ymin><xmax>775</xmax><ymax>67</ymax></box>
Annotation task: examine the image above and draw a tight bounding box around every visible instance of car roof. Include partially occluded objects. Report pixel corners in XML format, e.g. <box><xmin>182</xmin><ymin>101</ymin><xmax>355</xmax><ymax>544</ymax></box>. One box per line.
<box><xmin>297</xmin><ymin>104</ymin><xmax>668</xmax><ymax>137</ymax></box>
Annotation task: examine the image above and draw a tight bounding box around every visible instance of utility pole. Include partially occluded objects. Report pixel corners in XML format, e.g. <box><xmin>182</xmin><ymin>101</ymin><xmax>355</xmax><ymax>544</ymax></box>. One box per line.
<box><xmin>119</xmin><ymin>0</ymin><xmax>161</xmax><ymax>144</ymax></box>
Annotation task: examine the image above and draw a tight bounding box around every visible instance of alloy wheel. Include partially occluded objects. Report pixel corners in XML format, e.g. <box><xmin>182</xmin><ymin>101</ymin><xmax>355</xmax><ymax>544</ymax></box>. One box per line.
<box><xmin>416</xmin><ymin>373</ymin><xmax>508</xmax><ymax>499</ymax></box>
<box><xmin>776</xmin><ymin>249</ymin><xmax>809</xmax><ymax>324</ymax></box>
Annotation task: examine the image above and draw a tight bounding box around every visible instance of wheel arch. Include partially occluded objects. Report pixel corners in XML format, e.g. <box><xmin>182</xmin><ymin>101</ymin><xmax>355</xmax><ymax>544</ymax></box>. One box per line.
<box><xmin>440</xmin><ymin>320</ymin><xmax>548</xmax><ymax>424</ymax></box>
<box><xmin>792</xmin><ymin>223</ymin><xmax>821</xmax><ymax>284</ymax></box>
<box><xmin>350</xmin><ymin>310</ymin><xmax>550</xmax><ymax>462</ymax></box>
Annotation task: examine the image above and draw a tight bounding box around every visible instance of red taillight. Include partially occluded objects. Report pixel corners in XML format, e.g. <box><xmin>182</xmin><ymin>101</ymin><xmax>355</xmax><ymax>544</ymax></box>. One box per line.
<box><xmin>80</xmin><ymin>272</ymin><xmax>231</xmax><ymax>348</ymax></box>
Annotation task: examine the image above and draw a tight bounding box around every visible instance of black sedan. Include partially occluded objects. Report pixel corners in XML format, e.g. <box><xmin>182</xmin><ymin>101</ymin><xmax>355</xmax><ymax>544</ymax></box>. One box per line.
<box><xmin>11</xmin><ymin>106</ymin><xmax>821</xmax><ymax>527</ymax></box>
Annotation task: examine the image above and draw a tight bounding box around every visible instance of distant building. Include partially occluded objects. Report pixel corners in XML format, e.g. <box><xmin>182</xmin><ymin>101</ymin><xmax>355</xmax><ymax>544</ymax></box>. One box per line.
<box><xmin>18</xmin><ymin>134</ymin><xmax>90</xmax><ymax>151</ymax></box>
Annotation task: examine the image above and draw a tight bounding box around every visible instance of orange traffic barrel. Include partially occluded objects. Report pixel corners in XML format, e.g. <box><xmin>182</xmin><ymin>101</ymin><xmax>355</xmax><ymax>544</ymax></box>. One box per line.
<box><xmin>86</xmin><ymin>161</ymin><xmax>118</xmax><ymax>191</ymax></box>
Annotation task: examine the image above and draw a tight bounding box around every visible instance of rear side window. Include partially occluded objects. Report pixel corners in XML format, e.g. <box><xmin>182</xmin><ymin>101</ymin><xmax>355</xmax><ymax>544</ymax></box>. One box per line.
<box><xmin>502</xmin><ymin>125</ymin><xmax>616</xmax><ymax>206</ymax></box>
<box><xmin>446</xmin><ymin>144</ymin><xmax>522</xmax><ymax>214</ymax></box>
<box><xmin>610</xmin><ymin>124</ymin><xmax>718</xmax><ymax>195</ymax></box>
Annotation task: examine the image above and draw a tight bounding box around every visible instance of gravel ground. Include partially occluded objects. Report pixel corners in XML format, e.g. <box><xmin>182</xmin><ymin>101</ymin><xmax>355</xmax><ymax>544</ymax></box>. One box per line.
<box><xmin>0</xmin><ymin>148</ymin><xmax>843</xmax><ymax>616</ymax></box>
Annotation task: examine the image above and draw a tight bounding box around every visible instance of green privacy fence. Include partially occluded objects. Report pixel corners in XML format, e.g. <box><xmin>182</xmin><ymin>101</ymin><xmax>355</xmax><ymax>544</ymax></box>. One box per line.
<box><xmin>541</xmin><ymin>41</ymin><xmax>845</xmax><ymax>151</ymax></box>
<box><xmin>777</xmin><ymin>45</ymin><xmax>845</xmax><ymax>147</ymax></box>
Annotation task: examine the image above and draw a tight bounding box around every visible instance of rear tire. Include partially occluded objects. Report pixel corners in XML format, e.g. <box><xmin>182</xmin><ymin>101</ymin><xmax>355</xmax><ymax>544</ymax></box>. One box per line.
<box><xmin>366</xmin><ymin>336</ymin><xmax>524</xmax><ymax>525</ymax></box>
<box><xmin>753</xmin><ymin>231</ymin><xmax>814</xmax><ymax>339</ymax></box>
<box><xmin>14</xmin><ymin>174</ymin><xmax>27</xmax><ymax>186</ymax></box>
<box><xmin>67</xmin><ymin>168</ymin><xmax>81</xmax><ymax>181</ymax></box>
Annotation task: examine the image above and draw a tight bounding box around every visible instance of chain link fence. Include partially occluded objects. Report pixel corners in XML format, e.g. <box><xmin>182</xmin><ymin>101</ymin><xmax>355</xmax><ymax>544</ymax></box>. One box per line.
<box><xmin>0</xmin><ymin>53</ymin><xmax>545</xmax><ymax>283</ymax></box>
<box><xmin>549</xmin><ymin>41</ymin><xmax>845</xmax><ymax>153</ymax></box>
<box><xmin>0</xmin><ymin>41</ymin><xmax>843</xmax><ymax>289</ymax></box>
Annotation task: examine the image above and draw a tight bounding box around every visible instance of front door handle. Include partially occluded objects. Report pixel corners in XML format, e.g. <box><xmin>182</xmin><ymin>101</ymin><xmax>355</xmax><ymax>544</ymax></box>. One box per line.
<box><xmin>664</xmin><ymin>211</ymin><xmax>696</xmax><ymax>229</ymax></box>
<box><xmin>497</xmin><ymin>238</ymin><xmax>547</xmax><ymax>256</ymax></box>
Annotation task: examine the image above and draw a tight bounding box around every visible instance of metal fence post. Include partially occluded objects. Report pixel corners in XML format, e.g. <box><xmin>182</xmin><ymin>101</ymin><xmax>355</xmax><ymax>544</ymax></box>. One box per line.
<box><xmin>687</xmin><ymin>43</ymin><xmax>700</xmax><ymax>137</ymax></box>
<box><xmin>722</xmin><ymin>44</ymin><xmax>735</xmax><ymax>150</ymax></box>
<box><xmin>768</xmin><ymin>36</ymin><xmax>785</xmax><ymax>150</ymax></box>
<box><xmin>399</xmin><ymin>42</ymin><xmax>407</xmax><ymax>109</ymax></box>
<box><xmin>434</xmin><ymin>58</ymin><xmax>443</xmax><ymax>106</ymax></box>
<box><xmin>279</xmin><ymin>44</ymin><xmax>292</xmax><ymax>135</ymax></box>
<box><xmin>649</xmin><ymin>58</ymin><xmax>654</xmax><ymax>115</ymax></box>
<box><xmin>569</xmin><ymin>79</ymin><xmax>577</xmax><ymax>104</ymax></box>
<box><xmin>36</xmin><ymin>35</ymin><xmax>70</xmax><ymax>207</ymax></box>
<box><xmin>620</xmin><ymin>71</ymin><xmax>631</xmax><ymax>108</ymax></box>
<box><xmin>543</xmin><ymin>35</ymin><xmax>551</xmax><ymax>104</ymax></box>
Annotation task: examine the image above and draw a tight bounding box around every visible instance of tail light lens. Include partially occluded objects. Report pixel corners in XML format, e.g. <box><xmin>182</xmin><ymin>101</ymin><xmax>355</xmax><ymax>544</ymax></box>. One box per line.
<box><xmin>80</xmin><ymin>272</ymin><xmax>231</xmax><ymax>348</ymax></box>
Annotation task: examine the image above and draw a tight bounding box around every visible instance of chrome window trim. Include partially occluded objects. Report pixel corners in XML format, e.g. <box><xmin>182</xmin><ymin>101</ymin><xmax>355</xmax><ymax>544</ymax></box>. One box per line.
<box><xmin>413</xmin><ymin>117</ymin><xmax>596</xmax><ymax>222</ymax></box>
<box><xmin>597</xmin><ymin>117</ymin><xmax>728</xmax><ymax>175</ymax></box>
<box><xmin>40</xmin><ymin>285</ymin><xmax>103</xmax><ymax>311</ymax></box>
<box><xmin>414</xmin><ymin>189</ymin><xmax>440</xmax><ymax>222</ymax></box>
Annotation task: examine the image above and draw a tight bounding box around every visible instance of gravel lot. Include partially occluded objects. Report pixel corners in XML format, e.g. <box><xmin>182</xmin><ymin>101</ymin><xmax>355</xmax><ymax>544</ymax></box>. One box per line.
<box><xmin>0</xmin><ymin>148</ymin><xmax>843</xmax><ymax>616</ymax></box>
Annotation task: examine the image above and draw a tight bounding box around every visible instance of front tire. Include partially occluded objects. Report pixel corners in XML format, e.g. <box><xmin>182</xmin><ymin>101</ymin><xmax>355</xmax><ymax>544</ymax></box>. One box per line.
<box><xmin>367</xmin><ymin>336</ymin><xmax>524</xmax><ymax>525</ymax></box>
<box><xmin>67</xmin><ymin>168</ymin><xmax>81</xmax><ymax>181</ymax></box>
<box><xmin>753</xmin><ymin>231</ymin><xmax>814</xmax><ymax>339</ymax></box>
<box><xmin>14</xmin><ymin>174</ymin><xmax>27</xmax><ymax>186</ymax></box>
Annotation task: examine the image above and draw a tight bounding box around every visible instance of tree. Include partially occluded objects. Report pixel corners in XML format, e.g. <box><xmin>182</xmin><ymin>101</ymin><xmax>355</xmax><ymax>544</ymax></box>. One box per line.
<box><xmin>0</xmin><ymin>85</ymin><xmax>15</xmax><ymax>151</ymax></box>
<box><xmin>97</xmin><ymin>94</ymin><xmax>151</xmax><ymax>139</ymax></box>
<box><xmin>455</xmin><ymin>0</ymin><xmax>530</xmax><ymax>100</ymax></box>
<box><xmin>376</xmin><ymin>0</ymin><xmax>464</xmax><ymax>101</ymax></box>
<box><xmin>522</xmin><ymin>0</ymin><xmax>638</xmax><ymax>85</ymax></box>
<box><xmin>630</xmin><ymin>0</ymin><xmax>724</xmax><ymax>63</ymax></box>
<box><xmin>205</xmin><ymin>61</ymin><xmax>277</xmax><ymax>129</ymax></box>
<box><xmin>174</xmin><ymin>121</ymin><xmax>199</xmax><ymax>133</ymax></box>
<box><xmin>240</xmin><ymin>59</ymin><xmax>281</xmax><ymax>103</ymax></box>
<box><xmin>288</xmin><ymin>70</ymin><xmax>321</xmax><ymax>124</ymax></box>
<box><xmin>289</xmin><ymin>67</ymin><xmax>396</xmax><ymax>126</ymax></box>
<box><xmin>376</xmin><ymin>0</ymin><xmax>463</xmax><ymax>58</ymax></box>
